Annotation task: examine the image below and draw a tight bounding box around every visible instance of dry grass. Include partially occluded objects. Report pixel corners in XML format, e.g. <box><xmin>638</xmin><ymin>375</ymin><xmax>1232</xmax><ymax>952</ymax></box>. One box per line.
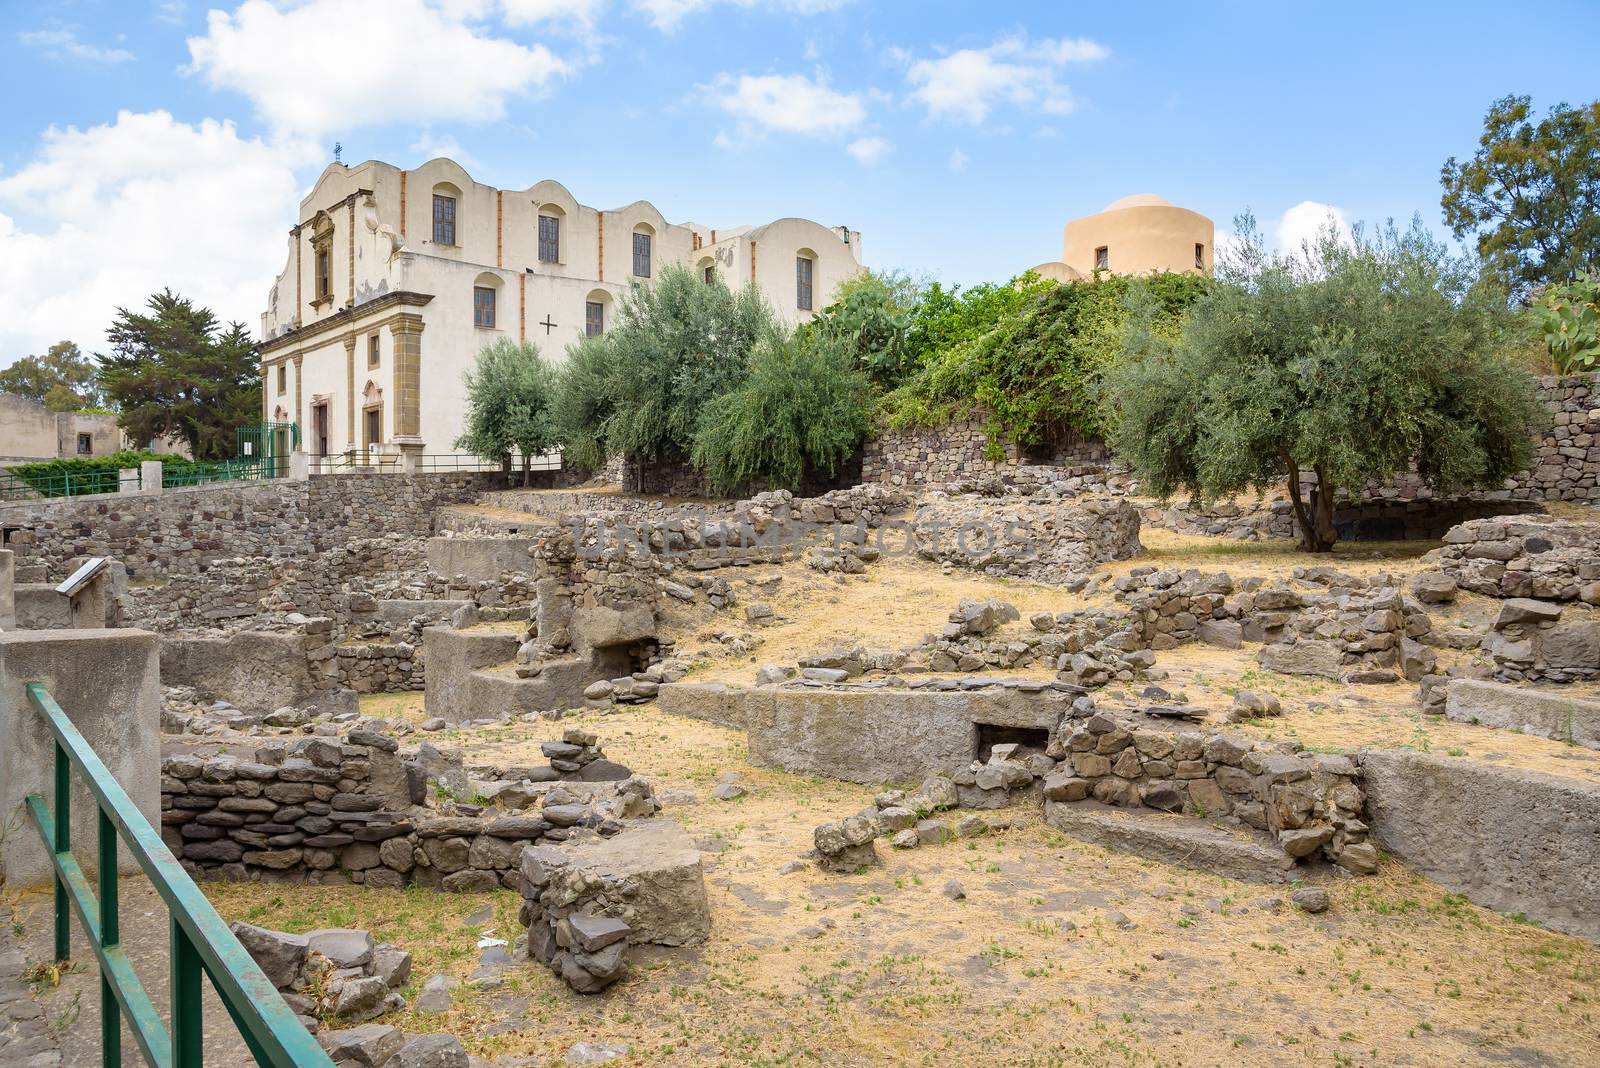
<box><xmin>209</xmin><ymin>702</ymin><xmax>1600</xmax><ymax>1067</ymax></box>
<box><xmin>220</xmin><ymin>524</ymin><xmax>1600</xmax><ymax>1065</ymax></box>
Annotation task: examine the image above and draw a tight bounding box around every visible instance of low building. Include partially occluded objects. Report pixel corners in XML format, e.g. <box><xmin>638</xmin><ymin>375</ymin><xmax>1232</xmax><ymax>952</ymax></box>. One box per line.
<box><xmin>257</xmin><ymin>157</ymin><xmax>864</xmax><ymax>464</ymax></box>
<box><xmin>1031</xmin><ymin>194</ymin><xmax>1214</xmax><ymax>281</ymax></box>
<box><xmin>0</xmin><ymin>394</ymin><xmax>122</xmax><ymax>463</ymax></box>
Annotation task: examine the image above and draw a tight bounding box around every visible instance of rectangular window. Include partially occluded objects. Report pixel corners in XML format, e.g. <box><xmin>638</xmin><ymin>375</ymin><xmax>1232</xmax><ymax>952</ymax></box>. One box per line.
<box><xmin>76</xmin><ymin>433</ymin><xmax>92</xmax><ymax>455</ymax></box>
<box><xmin>367</xmin><ymin>333</ymin><xmax>380</xmax><ymax>368</ymax></box>
<box><xmin>315</xmin><ymin>249</ymin><xmax>330</xmax><ymax>298</ymax></box>
<box><xmin>1195</xmin><ymin>242</ymin><xmax>1205</xmax><ymax>270</ymax></box>
<box><xmin>1094</xmin><ymin>246</ymin><xmax>1109</xmax><ymax>270</ymax></box>
<box><xmin>432</xmin><ymin>194</ymin><xmax>456</xmax><ymax>245</ymax></box>
<box><xmin>474</xmin><ymin>285</ymin><xmax>496</xmax><ymax>329</ymax></box>
<box><xmin>538</xmin><ymin>214</ymin><xmax>560</xmax><ymax>263</ymax></box>
<box><xmin>277</xmin><ymin>364</ymin><xmax>286</xmax><ymax>394</ymax></box>
<box><xmin>796</xmin><ymin>256</ymin><xmax>814</xmax><ymax>311</ymax></box>
<box><xmin>585</xmin><ymin>300</ymin><xmax>604</xmax><ymax>337</ymax></box>
<box><xmin>365</xmin><ymin>408</ymin><xmax>381</xmax><ymax>448</ymax></box>
<box><xmin>703</xmin><ymin>264</ymin><xmax>714</xmax><ymax>284</ymax></box>
<box><xmin>632</xmin><ymin>232</ymin><xmax>651</xmax><ymax>277</ymax></box>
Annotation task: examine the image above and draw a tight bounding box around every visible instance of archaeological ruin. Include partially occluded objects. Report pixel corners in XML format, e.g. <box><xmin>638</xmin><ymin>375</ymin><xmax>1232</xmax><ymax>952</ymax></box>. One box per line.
<box><xmin>1</xmin><ymin>374</ymin><xmax>1598</xmax><ymax>1066</ymax></box>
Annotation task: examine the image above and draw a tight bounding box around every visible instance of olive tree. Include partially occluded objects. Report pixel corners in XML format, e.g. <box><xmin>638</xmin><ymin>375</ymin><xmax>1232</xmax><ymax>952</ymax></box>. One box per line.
<box><xmin>454</xmin><ymin>338</ymin><xmax>559</xmax><ymax>485</ymax></box>
<box><xmin>1105</xmin><ymin>215</ymin><xmax>1543</xmax><ymax>553</ymax></box>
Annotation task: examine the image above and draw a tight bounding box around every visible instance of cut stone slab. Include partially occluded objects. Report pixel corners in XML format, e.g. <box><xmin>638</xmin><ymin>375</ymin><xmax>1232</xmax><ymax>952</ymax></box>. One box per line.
<box><xmin>1257</xmin><ymin>640</ymin><xmax>1343</xmax><ymax>680</ymax></box>
<box><xmin>1444</xmin><ymin>678</ymin><xmax>1600</xmax><ymax>750</ymax></box>
<box><xmin>520</xmin><ymin>819</ymin><xmax>710</xmax><ymax>947</ymax></box>
<box><xmin>1043</xmin><ymin>801</ymin><xmax>1296</xmax><ymax>883</ymax></box>
<box><xmin>1361</xmin><ymin>749</ymin><xmax>1600</xmax><ymax>940</ymax></box>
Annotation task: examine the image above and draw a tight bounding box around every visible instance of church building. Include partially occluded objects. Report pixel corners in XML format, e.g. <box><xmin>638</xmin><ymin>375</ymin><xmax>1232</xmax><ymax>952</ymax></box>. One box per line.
<box><xmin>257</xmin><ymin>157</ymin><xmax>864</xmax><ymax>464</ymax></box>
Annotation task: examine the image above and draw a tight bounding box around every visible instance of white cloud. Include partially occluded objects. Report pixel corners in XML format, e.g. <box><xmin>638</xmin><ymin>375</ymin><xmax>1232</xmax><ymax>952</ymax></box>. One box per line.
<box><xmin>187</xmin><ymin>0</ymin><xmax>567</xmax><ymax>138</ymax></box>
<box><xmin>903</xmin><ymin>34</ymin><xmax>1107</xmax><ymax>124</ymax></box>
<box><xmin>634</xmin><ymin>0</ymin><xmax>848</xmax><ymax>32</ymax></box>
<box><xmin>846</xmin><ymin>136</ymin><xmax>889</xmax><ymax>165</ymax></box>
<box><xmin>17</xmin><ymin>28</ymin><xmax>135</xmax><ymax>64</ymax></box>
<box><xmin>710</xmin><ymin>72</ymin><xmax>865</xmax><ymax>136</ymax></box>
<box><xmin>1273</xmin><ymin>200</ymin><xmax>1353</xmax><ymax>255</ymax></box>
<box><xmin>0</xmin><ymin>110</ymin><xmax>310</xmax><ymax>364</ymax></box>
<box><xmin>948</xmin><ymin>146</ymin><xmax>968</xmax><ymax>171</ymax></box>
<box><xmin>501</xmin><ymin>0</ymin><xmax>605</xmax><ymax>28</ymax></box>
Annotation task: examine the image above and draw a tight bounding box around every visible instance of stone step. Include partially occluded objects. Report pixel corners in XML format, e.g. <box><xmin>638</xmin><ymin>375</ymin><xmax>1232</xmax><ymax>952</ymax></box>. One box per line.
<box><xmin>1043</xmin><ymin>800</ymin><xmax>1296</xmax><ymax>883</ymax></box>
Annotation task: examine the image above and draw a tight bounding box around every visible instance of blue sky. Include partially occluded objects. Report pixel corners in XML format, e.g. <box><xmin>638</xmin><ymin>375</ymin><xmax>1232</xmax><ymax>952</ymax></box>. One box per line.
<box><xmin>2</xmin><ymin>0</ymin><xmax>1598</xmax><ymax>367</ymax></box>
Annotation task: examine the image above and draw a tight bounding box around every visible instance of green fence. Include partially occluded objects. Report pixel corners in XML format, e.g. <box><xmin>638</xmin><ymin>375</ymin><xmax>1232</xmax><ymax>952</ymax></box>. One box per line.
<box><xmin>0</xmin><ymin>467</ymin><xmax>127</xmax><ymax>500</ymax></box>
<box><xmin>22</xmin><ymin>682</ymin><xmax>333</xmax><ymax>1068</ymax></box>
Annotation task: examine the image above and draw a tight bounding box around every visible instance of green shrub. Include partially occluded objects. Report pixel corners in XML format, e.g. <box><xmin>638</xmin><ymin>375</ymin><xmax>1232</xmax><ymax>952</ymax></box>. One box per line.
<box><xmin>6</xmin><ymin>450</ymin><xmax>214</xmax><ymax>497</ymax></box>
<box><xmin>691</xmin><ymin>328</ymin><xmax>870</xmax><ymax>495</ymax></box>
<box><xmin>804</xmin><ymin>270</ymin><xmax>923</xmax><ymax>389</ymax></box>
<box><xmin>882</xmin><ymin>272</ymin><xmax>1206</xmax><ymax>455</ymax></box>
<box><xmin>1536</xmin><ymin>270</ymin><xmax>1600</xmax><ymax>373</ymax></box>
<box><xmin>551</xmin><ymin>264</ymin><xmax>773</xmax><ymax>469</ymax></box>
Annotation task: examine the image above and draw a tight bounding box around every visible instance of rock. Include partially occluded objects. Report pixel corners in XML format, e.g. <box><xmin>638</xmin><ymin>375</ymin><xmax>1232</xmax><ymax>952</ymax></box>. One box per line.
<box><xmin>390</xmin><ymin>1034</ymin><xmax>469</xmax><ymax>1068</ymax></box>
<box><xmin>710</xmin><ymin>783</ymin><xmax>746</xmax><ymax>801</ymax></box>
<box><xmin>1409</xmin><ymin>571</ymin><xmax>1458</xmax><ymax>604</ymax></box>
<box><xmin>1232</xmin><ymin>690</ymin><xmax>1281</xmax><ymax>718</ymax></box>
<box><xmin>943</xmin><ymin>879</ymin><xmax>966</xmax><ymax>900</ymax></box>
<box><xmin>331</xmin><ymin>975</ymin><xmax>389</xmax><ymax>1023</ymax></box>
<box><xmin>307</xmin><ymin>928</ymin><xmax>376</xmax><ymax>970</ymax></box>
<box><xmin>1196</xmin><ymin>618</ymin><xmax>1243</xmax><ymax>650</ymax></box>
<box><xmin>566</xmin><ymin>914</ymin><xmax>630</xmax><ymax>953</ymax></box>
<box><xmin>1291</xmin><ymin>887</ymin><xmax>1330</xmax><ymax>913</ymax></box>
<box><xmin>1258</xmin><ymin>640</ymin><xmax>1342</xmax><ymax>680</ymax></box>
<box><xmin>954</xmin><ymin>814</ymin><xmax>988</xmax><ymax>838</ymax></box>
<box><xmin>228</xmin><ymin>922</ymin><xmax>308</xmax><ymax>989</ymax></box>
<box><xmin>754</xmin><ymin>664</ymin><xmax>792</xmax><ymax>687</ymax></box>
<box><xmin>564</xmin><ymin>1042</ymin><xmax>631</xmax><ymax>1065</ymax></box>
<box><xmin>318</xmin><ymin>1024</ymin><xmax>404</xmax><ymax>1066</ymax></box>
<box><xmin>371</xmin><ymin>944</ymin><xmax>412</xmax><ymax>989</ymax></box>
<box><xmin>890</xmin><ymin>829</ymin><xmax>920</xmax><ymax>849</ymax></box>
<box><xmin>414</xmin><ymin>974</ymin><xmax>460</xmax><ymax>1014</ymax></box>
<box><xmin>1278</xmin><ymin>826</ymin><xmax>1333</xmax><ymax>859</ymax></box>
<box><xmin>1494</xmin><ymin>598</ymin><xmax>1563</xmax><ymax>628</ymax></box>
<box><xmin>1335</xmin><ymin>840</ymin><xmax>1380</xmax><ymax>875</ymax></box>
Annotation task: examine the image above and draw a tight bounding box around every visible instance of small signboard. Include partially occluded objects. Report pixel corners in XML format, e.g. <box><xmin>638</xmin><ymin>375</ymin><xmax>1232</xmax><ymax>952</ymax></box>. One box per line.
<box><xmin>56</xmin><ymin>557</ymin><xmax>108</xmax><ymax>597</ymax></box>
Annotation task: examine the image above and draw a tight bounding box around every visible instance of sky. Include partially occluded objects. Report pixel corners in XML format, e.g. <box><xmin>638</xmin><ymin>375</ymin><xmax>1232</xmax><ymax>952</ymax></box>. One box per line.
<box><xmin>1</xmin><ymin>0</ymin><xmax>1598</xmax><ymax>369</ymax></box>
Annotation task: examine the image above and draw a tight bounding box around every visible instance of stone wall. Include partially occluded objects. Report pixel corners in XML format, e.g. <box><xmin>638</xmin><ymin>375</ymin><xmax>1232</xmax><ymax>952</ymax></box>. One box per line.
<box><xmin>1361</xmin><ymin>749</ymin><xmax>1600</xmax><ymax>939</ymax></box>
<box><xmin>0</xmin><ymin>472</ymin><xmax>496</xmax><ymax>582</ymax></box>
<box><xmin>859</xmin><ymin>374</ymin><xmax>1600</xmax><ymax>507</ymax></box>
<box><xmin>1434</xmin><ymin>516</ymin><xmax>1600</xmax><ymax>601</ymax></box>
<box><xmin>860</xmin><ymin>413</ymin><xmax>1107</xmax><ymax>487</ymax></box>
<box><xmin>162</xmin><ymin>727</ymin><xmax>659</xmax><ymax>890</ymax></box>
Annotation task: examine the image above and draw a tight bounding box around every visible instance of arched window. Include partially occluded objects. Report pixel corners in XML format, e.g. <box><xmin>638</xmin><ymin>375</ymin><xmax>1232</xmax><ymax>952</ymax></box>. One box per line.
<box><xmin>795</xmin><ymin>248</ymin><xmax>816</xmax><ymax>311</ymax></box>
<box><xmin>584</xmin><ymin>288</ymin><xmax>611</xmax><ymax>337</ymax></box>
<box><xmin>537</xmin><ymin>203</ymin><xmax>564</xmax><ymax>264</ymax></box>
<box><xmin>432</xmin><ymin>182</ymin><xmax>461</xmax><ymax>245</ymax></box>
<box><xmin>632</xmin><ymin>223</ymin><xmax>654</xmax><ymax>278</ymax></box>
<box><xmin>473</xmin><ymin>272</ymin><xmax>502</xmax><ymax>330</ymax></box>
<box><xmin>697</xmin><ymin>256</ymin><xmax>715</xmax><ymax>284</ymax></box>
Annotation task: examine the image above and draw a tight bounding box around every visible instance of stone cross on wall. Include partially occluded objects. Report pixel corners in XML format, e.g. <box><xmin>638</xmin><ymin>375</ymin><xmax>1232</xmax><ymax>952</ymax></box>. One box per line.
<box><xmin>540</xmin><ymin>315</ymin><xmax>557</xmax><ymax>335</ymax></box>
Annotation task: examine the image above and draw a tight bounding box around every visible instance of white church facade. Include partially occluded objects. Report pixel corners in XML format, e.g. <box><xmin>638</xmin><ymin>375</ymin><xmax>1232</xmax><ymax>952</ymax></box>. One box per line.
<box><xmin>257</xmin><ymin>157</ymin><xmax>864</xmax><ymax>463</ymax></box>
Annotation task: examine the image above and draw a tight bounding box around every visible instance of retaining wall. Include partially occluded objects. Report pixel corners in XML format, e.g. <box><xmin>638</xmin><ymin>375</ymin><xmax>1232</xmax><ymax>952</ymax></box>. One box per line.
<box><xmin>1361</xmin><ymin>749</ymin><xmax>1600</xmax><ymax>939</ymax></box>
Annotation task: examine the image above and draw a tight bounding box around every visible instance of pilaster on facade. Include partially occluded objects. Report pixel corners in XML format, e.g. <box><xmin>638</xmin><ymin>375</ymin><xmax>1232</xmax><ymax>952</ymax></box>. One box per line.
<box><xmin>292</xmin><ymin>355</ymin><xmax>304</xmax><ymax>426</ymax></box>
<box><xmin>388</xmin><ymin>314</ymin><xmax>426</xmax><ymax>456</ymax></box>
<box><xmin>343</xmin><ymin>335</ymin><xmax>357</xmax><ymax>446</ymax></box>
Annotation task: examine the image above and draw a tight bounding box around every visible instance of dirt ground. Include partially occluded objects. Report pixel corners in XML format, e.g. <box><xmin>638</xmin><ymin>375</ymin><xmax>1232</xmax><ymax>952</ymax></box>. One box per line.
<box><xmin>21</xmin><ymin>525</ymin><xmax>1594</xmax><ymax>1067</ymax></box>
<box><xmin>194</xmin><ymin>698</ymin><xmax>1600</xmax><ymax>1068</ymax></box>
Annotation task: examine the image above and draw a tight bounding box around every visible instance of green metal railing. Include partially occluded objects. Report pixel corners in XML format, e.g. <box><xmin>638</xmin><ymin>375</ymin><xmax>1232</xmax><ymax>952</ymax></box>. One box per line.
<box><xmin>0</xmin><ymin>468</ymin><xmax>127</xmax><ymax>500</ymax></box>
<box><xmin>22</xmin><ymin>683</ymin><xmax>333</xmax><ymax>1068</ymax></box>
<box><xmin>159</xmin><ymin>458</ymin><xmax>270</xmax><ymax>489</ymax></box>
